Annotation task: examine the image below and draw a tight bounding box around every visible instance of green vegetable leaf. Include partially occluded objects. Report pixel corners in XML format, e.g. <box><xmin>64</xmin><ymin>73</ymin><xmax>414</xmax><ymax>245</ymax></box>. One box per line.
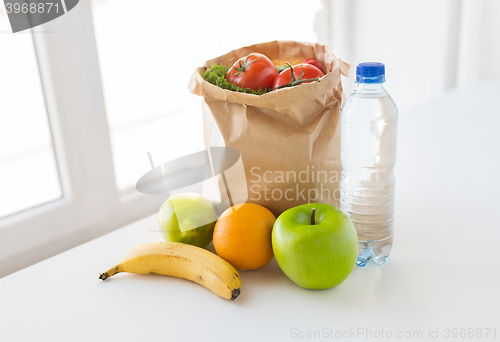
<box><xmin>202</xmin><ymin>64</ymin><xmax>270</xmax><ymax>95</ymax></box>
<box><xmin>276</xmin><ymin>64</ymin><xmax>290</xmax><ymax>73</ymax></box>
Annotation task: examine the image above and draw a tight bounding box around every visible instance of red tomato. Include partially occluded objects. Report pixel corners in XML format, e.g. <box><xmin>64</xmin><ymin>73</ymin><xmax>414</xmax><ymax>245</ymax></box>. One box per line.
<box><xmin>272</xmin><ymin>64</ymin><xmax>325</xmax><ymax>90</ymax></box>
<box><xmin>226</xmin><ymin>53</ymin><xmax>279</xmax><ymax>91</ymax></box>
<box><xmin>303</xmin><ymin>58</ymin><xmax>326</xmax><ymax>74</ymax></box>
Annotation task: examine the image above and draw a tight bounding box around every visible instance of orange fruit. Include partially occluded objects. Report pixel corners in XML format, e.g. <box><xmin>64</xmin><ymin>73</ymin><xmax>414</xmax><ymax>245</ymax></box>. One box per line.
<box><xmin>213</xmin><ymin>203</ymin><xmax>276</xmax><ymax>271</ymax></box>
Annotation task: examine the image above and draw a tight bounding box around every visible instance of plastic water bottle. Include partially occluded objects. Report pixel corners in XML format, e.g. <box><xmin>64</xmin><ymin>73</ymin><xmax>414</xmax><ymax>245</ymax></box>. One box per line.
<box><xmin>340</xmin><ymin>62</ymin><xmax>398</xmax><ymax>266</ymax></box>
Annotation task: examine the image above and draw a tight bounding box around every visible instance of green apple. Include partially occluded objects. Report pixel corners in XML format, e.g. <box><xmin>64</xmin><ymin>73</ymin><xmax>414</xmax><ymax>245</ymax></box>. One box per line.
<box><xmin>158</xmin><ymin>193</ymin><xmax>217</xmax><ymax>248</ymax></box>
<box><xmin>272</xmin><ymin>203</ymin><xmax>358</xmax><ymax>289</ymax></box>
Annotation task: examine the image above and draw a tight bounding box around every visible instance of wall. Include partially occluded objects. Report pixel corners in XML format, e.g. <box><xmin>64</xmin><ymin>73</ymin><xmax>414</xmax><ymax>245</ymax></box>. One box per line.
<box><xmin>317</xmin><ymin>0</ymin><xmax>500</xmax><ymax>112</ymax></box>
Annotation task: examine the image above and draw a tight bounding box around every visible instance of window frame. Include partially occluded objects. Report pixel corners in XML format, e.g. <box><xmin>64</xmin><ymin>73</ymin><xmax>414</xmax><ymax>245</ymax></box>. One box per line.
<box><xmin>0</xmin><ymin>1</ymin><xmax>166</xmax><ymax>277</ymax></box>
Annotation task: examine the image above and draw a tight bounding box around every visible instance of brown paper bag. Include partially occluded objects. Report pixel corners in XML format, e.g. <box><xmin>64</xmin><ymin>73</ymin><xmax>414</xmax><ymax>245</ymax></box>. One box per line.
<box><xmin>189</xmin><ymin>40</ymin><xmax>349</xmax><ymax>217</ymax></box>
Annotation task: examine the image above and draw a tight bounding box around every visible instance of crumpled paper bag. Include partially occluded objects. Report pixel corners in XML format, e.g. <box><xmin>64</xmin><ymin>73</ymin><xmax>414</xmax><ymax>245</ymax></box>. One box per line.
<box><xmin>189</xmin><ymin>40</ymin><xmax>349</xmax><ymax>216</ymax></box>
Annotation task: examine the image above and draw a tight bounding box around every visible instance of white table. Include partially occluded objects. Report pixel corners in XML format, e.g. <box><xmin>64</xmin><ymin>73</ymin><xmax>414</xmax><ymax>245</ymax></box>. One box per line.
<box><xmin>1</xmin><ymin>81</ymin><xmax>499</xmax><ymax>342</ymax></box>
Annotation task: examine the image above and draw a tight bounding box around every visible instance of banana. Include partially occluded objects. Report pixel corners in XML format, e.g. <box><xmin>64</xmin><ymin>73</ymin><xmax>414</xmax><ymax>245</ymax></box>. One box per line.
<box><xmin>99</xmin><ymin>241</ymin><xmax>241</xmax><ymax>301</ymax></box>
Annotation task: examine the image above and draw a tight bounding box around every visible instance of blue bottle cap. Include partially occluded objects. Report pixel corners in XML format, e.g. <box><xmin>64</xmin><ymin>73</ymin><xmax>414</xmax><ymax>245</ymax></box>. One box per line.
<box><xmin>356</xmin><ymin>62</ymin><xmax>385</xmax><ymax>83</ymax></box>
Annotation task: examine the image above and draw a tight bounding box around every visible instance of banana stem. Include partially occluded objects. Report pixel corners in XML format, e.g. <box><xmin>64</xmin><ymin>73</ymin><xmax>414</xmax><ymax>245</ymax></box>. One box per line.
<box><xmin>99</xmin><ymin>266</ymin><xmax>119</xmax><ymax>280</ymax></box>
<box><xmin>311</xmin><ymin>208</ymin><xmax>316</xmax><ymax>225</ymax></box>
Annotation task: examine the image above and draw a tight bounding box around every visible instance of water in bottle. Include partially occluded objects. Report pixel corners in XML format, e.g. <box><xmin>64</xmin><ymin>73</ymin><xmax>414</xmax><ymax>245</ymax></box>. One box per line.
<box><xmin>340</xmin><ymin>62</ymin><xmax>398</xmax><ymax>266</ymax></box>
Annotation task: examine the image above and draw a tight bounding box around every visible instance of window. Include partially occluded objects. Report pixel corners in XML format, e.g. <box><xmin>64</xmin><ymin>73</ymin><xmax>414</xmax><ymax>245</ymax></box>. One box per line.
<box><xmin>0</xmin><ymin>6</ymin><xmax>61</xmax><ymax>218</ymax></box>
